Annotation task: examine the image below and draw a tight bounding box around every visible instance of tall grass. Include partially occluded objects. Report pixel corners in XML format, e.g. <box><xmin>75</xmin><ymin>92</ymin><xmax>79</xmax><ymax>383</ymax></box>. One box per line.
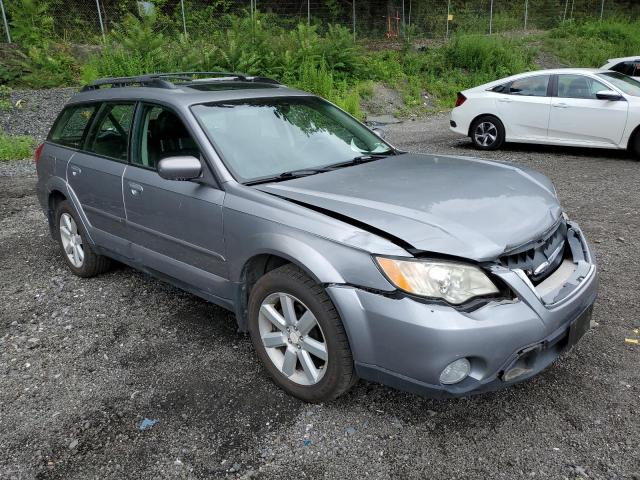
<box><xmin>546</xmin><ymin>19</ymin><xmax>640</xmax><ymax>67</ymax></box>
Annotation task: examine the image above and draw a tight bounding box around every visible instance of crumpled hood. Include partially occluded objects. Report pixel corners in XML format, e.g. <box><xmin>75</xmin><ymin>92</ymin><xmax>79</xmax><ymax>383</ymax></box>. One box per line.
<box><xmin>255</xmin><ymin>153</ymin><xmax>562</xmax><ymax>261</ymax></box>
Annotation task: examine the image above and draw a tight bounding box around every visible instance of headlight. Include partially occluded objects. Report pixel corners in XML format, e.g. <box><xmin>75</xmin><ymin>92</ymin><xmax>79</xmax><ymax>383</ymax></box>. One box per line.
<box><xmin>375</xmin><ymin>257</ymin><xmax>499</xmax><ymax>305</ymax></box>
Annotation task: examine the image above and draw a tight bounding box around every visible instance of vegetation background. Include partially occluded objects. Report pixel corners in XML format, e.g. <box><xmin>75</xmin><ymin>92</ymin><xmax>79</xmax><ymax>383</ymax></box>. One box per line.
<box><xmin>1</xmin><ymin>0</ymin><xmax>640</xmax><ymax>159</ymax></box>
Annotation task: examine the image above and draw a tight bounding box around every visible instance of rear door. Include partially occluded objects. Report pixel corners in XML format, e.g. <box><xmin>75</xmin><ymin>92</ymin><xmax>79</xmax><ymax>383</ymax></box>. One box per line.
<box><xmin>122</xmin><ymin>103</ymin><xmax>229</xmax><ymax>298</ymax></box>
<box><xmin>66</xmin><ymin>102</ymin><xmax>136</xmax><ymax>241</ymax></box>
<box><xmin>548</xmin><ymin>74</ymin><xmax>628</xmax><ymax>146</ymax></box>
<box><xmin>494</xmin><ymin>74</ymin><xmax>551</xmax><ymax>140</ymax></box>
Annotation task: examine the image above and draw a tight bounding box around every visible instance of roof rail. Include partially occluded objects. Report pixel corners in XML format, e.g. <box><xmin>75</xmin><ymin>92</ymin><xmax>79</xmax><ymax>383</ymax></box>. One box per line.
<box><xmin>81</xmin><ymin>72</ymin><xmax>281</xmax><ymax>91</ymax></box>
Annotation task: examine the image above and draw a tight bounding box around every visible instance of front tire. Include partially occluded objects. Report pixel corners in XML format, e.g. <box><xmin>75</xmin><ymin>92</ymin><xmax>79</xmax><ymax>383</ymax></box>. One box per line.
<box><xmin>248</xmin><ymin>264</ymin><xmax>356</xmax><ymax>403</ymax></box>
<box><xmin>628</xmin><ymin>130</ymin><xmax>640</xmax><ymax>159</ymax></box>
<box><xmin>55</xmin><ymin>200</ymin><xmax>112</xmax><ymax>277</ymax></box>
<box><xmin>470</xmin><ymin>115</ymin><xmax>505</xmax><ymax>150</ymax></box>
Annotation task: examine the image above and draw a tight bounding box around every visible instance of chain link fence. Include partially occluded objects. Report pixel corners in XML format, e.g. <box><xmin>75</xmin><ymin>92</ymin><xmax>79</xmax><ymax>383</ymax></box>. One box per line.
<box><xmin>0</xmin><ymin>0</ymin><xmax>639</xmax><ymax>44</ymax></box>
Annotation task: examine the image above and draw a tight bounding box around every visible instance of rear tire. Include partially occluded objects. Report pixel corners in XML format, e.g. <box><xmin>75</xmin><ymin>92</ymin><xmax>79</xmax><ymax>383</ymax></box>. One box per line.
<box><xmin>470</xmin><ymin>115</ymin><xmax>505</xmax><ymax>150</ymax></box>
<box><xmin>248</xmin><ymin>264</ymin><xmax>356</xmax><ymax>403</ymax></box>
<box><xmin>55</xmin><ymin>200</ymin><xmax>112</xmax><ymax>278</ymax></box>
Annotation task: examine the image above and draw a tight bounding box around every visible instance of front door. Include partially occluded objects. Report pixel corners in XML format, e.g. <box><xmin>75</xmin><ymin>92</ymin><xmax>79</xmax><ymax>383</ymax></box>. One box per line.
<box><xmin>122</xmin><ymin>103</ymin><xmax>229</xmax><ymax>299</ymax></box>
<box><xmin>548</xmin><ymin>74</ymin><xmax>628</xmax><ymax>146</ymax></box>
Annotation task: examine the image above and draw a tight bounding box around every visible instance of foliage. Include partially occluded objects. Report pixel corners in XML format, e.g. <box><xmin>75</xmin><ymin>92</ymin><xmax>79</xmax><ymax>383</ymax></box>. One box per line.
<box><xmin>0</xmin><ymin>86</ymin><xmax>12</xmax><ymax>111</ymax></box>
<box><xmin>0</xmin><ymin>132</ymin><xmax>35</xmax><ymax>161</ymax></box>
<box><xmin>8</xmin><ymin>0</ymin><xmax>54</xmax><ymax>48</ymax></box>
<box><xmin>546</xmin><ymin>19</ymin><xmax>640</xmax><ymax>67</ymax></box>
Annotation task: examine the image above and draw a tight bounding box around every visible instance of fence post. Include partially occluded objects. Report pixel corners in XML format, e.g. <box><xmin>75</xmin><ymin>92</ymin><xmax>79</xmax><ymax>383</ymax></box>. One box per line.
<box><xmin>562</xmin><ymin>0</ymin><xmax>569</xmax><ymax>22</ymax></box>
<box><xmin>307</xmin><ymin>0</ymin><xmax>310</xmax><ymax>26</ymax></box>
<box><xmin>180</xmin><ymin>0</ymin><xmax>187</xmax><ymax>35</ymax></box>
<box><xmin>0</xmin><ymin>0</ymin><xmax>10</xmax><ymax>43</ymax></box>
<box><xmin>600</xmin><ymin>0</ymin><xmax>605</xmax><ymax>20</ymax></box>
<box><xmin>446</xmin><ymin>0</ymin><xmax>451</xmax><ymax>39</ymax></box>
<box><xmin>95</xmin><ymin>0</ymin><xmax>106</xmax><ymax>42</ymax></box>
<box><xmin>352</xmin><ymin>0</ymin><xmax>356</xmax><ymax>41</ymax></box>
<box><xmin>524</xmin><ymin>0</ymin><xmax>528</xmax><ymax>31</ymax></box>
<box><xmin>489</xmin><ymin>0</ymin><xmax>493</xmax><ymax>34</ymax></box>
<box><xmin>402</xmin><ymin>0</ymin><xmax>405</xmax><ymax>35</ymax></box>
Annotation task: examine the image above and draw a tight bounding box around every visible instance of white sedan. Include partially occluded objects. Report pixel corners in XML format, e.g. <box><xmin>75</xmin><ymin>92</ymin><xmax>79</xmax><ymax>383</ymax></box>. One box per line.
<box><xmin>449</xmin><ymin>68</ymin><xmax>640</xmax><ymax>156</ymax></box>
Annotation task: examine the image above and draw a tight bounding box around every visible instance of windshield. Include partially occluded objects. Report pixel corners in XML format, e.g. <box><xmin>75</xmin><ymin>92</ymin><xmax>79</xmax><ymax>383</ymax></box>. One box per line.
<box><xmin>191</xmin><ymin>97</ymin><xmax>392</xmax><ymax>182</ymax></box>
<box><xmin>597</xmin><ymin>71</ymin><xmax>640</xmax><ymax>96</ymax></box>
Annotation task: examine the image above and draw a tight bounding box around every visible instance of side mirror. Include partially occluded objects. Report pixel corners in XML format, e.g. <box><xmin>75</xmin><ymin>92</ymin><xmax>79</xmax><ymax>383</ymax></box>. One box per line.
<box><xmin>596</xmin><ymin>90</ymin><xmax>623</xmax><ymax>101</ymax></box>
<box><xmin>157</xmin><ymin>156</ymin><xmax>202</xmax><ymax>181</ymax></box>
<box><xmin>372</xmin><ymin>128</ymin><xmax>386</xmax><ymax>139</ymax></box>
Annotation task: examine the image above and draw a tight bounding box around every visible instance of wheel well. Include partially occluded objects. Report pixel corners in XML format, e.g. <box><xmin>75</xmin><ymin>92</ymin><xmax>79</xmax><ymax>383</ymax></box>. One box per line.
<box><xmin>47</xmin><ymin>190</ymin><xmax>67</xmax><ymax>234</ymax></box>
<box><xmin>467</xmin><ymin>114</ymin><xmax>503</xmax><ymax>137</ymax></box>
<box><xmin>626</xmin><ymin>124</ymin><xmax>640</xmax><ymax>151</ymax></box>
<box><xmin>235</xmin><ymin>254</ymin><xmax>292</xmax><ymax>331</ymax></box>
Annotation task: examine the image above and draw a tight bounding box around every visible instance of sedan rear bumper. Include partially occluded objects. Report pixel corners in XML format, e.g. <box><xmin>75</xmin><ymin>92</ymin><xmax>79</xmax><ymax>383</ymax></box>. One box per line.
<box><xmin>327</xmin><ymin>223</ymin><xmax>598</xmax><ymax>398</ymax></box>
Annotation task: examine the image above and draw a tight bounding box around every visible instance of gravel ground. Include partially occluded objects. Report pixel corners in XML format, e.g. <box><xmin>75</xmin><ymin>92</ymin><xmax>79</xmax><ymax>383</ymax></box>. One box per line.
<box><xmin>1</xmin><ymin>89</ymin><xmax>639</xmax><ymax>480</ymax></box>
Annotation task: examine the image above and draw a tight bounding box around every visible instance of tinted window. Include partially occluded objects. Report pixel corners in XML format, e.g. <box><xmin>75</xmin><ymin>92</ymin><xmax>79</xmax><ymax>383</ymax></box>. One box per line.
<box><xmin>191</xmin><ymin>97</ymin><xmax>392</xmax><ymax>183</ymax></box>
<box><xmin>597</xmin><ymin>71</ymin><xmax>640</xmax><ymax>96</ymax></box>
<box><xmin>508</xmin><ymin>75</ymin><xmax>550</xmax><ymax>97</ymax></box>
<box><xmin>85</xmin><ymin>103</ymin><xmax>135</xmax><ymax>161</ymax></box>
<box><xmin>49</xmin><ymin>105</ymin><xmax>97</xmax><ymax>148</ymax></box>
<box><xmin>133</xmin><ymin>105</ymin><xmax>200</xmax><ymax>169</ymax></box>
<box><xmin>611</xmin><ymin>61</ymin><xmax>640</xmax><ymax>76</ymax></box>
<box><xmin>557</xmin><ymin>75</ymin><xmax>608</xmax><ymax>99</ymax></box>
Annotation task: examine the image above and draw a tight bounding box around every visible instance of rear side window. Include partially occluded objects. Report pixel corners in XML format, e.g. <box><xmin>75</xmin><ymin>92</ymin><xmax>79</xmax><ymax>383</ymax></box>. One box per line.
<box><xmin>85</xmin><ymin>103</ymin><xmax>135</xmax><ymax>161</ymax></box>
<box><xmin>611</xmin><ymin>61</ymin><xmax>640</xmax><ymax>77</ymax></box>
<box><xmin>49</xmin><ymin>105</ymin><xmax>97</xmax><ymax>148</ymax></box>
<box><xmin>508</xmin><ymin>75</ymin><xmax>550</xmax><ymax>97</ymax></box>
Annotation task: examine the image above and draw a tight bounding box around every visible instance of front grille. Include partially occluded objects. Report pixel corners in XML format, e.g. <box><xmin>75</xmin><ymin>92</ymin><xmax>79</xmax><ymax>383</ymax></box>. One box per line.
<box><xmin>499</xmin><ymin>221</ymin><xmax>567</xmax><ymax>283</ymax></box>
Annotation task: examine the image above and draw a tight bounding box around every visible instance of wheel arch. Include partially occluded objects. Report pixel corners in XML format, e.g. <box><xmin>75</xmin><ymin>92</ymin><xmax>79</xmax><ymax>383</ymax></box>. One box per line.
<box><xmin>46</xmin><ymin>189</ymin><xmax>68</xmax><ymax>237</ymax></box>
<box><xmin>626</xmin><ymin>123</ymin><xmax>640</xmax><ymax>151</ymax></box>
<box><xmin>467</xmin><ymin>113</ymin><xmax>505</xmax><ymax>137</ymax></box>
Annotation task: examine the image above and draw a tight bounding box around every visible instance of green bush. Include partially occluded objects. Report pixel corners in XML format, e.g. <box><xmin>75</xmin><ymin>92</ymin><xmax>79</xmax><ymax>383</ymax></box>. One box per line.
<box><xmin>0</xmin><ymin>132</ymin><xmax>35</xmax><ymax>161</ymax></box>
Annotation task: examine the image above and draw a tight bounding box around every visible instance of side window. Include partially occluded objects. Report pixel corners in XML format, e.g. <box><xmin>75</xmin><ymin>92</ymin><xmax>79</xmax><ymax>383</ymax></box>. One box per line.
<box><xmin>49</xmin><ymin>105</ymin><xmax>97</xmax><ymax>148</ymax></box>
<box><xmin>611</xmin><ymin>61</ymin><xmax>640</xmax><ymax>76</ymax></box>
<box><xmin>85</xmin><ymin>103</ymin><xmax>135</xmax><ymax>161</ymax></box>
<box><xmin>508</xmin><ymin>75</ymin><xmax>550</xmax><ymax>97</ymax></box>
<box><xmin>133</xmin><ymin>105</ymin><xmax>200</xmax><ymax>169</ymax></box>
<box><xmin>557</xmin><ymin>75</ymin><xmax>609</xmax><ymax>99</ymax></box>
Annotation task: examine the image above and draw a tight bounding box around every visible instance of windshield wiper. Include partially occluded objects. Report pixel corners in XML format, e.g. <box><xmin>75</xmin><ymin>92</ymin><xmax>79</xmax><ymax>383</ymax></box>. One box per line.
<box><xmin>327</xmin><ymin>153</ymin><xmax>393</xmax><ymax>170</ymax></box>
<box><xmin>244</xmin><ymin>168</ymin><xmax>331</xmax><ymax>186</ymax></box>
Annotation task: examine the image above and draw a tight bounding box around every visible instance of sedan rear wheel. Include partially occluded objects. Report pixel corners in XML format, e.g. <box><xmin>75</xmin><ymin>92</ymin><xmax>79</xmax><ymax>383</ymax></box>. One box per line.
<box><xmin>471</xmin><ymin>115</ymin><xmax>505</xmax><ymax>150</ymax></box>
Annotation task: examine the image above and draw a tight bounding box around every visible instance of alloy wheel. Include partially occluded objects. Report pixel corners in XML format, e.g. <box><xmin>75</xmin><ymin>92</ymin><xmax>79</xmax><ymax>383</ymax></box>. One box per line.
<box><xmin>59</xmin><ymin>213</ymin><xmax>84</xmax><ymax>268</ymax></box>
<box><xmin>474</xmin><ymin>121</ymin><xmax>498</xmax><ymax>147</ymax></box>
<box><xmin>258</xmin><ymin>292</ymin><xmax>328</xmax><ymax>386</ymax></box>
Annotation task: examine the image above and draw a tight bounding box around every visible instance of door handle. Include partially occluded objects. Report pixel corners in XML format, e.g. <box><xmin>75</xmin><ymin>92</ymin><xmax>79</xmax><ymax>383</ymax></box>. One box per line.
<box><xmin>128</xmin><ymin>182</ymin><xmax>144</xmax><ymax>196</ymax></box>
<box><xmin>69</xmin><ymin>165</ymin><xmax>82</xmax><ymax>176</ymax></box>
<box><xmin>553</xmin><ymin>103</ymin><xmax>569</xmax><ymax>108</ymax></box>
<box><xmin>497</xmin><ymin>98</ymin><xmax>513</xmax><ymax>103</ymax></box>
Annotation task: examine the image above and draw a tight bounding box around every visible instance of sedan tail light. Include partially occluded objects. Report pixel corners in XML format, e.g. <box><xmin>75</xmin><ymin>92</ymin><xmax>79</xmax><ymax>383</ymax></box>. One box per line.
<box><xmin>455</xmin><ymin>92</ymin><xmax>467</xmax><ymax>107</ymax></box>
<box><xmin>34</xmin><ymin>143</ymin><xmax>44</xmax><ymax>164</ymax></box>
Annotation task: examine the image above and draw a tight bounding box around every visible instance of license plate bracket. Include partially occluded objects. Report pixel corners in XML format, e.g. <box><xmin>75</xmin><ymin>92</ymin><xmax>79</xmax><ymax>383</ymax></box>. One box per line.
<box><xmin>567</xmin><ymin>306</ymin><xmax>593</xmax><ymax>349</ymax></box>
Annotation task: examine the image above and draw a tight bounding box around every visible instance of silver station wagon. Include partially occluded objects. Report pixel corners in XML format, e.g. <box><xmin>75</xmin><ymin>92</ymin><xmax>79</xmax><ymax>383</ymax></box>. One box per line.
<box><xmin>35</xmin><ymin>72</ymin><xmax>598</xmax><ymax>402</ymax></box>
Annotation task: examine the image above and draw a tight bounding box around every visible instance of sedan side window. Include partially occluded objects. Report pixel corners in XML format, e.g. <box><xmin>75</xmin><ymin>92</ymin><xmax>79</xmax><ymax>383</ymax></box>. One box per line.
<box><xmin>508</xmin><ymin>75</ymin><xmax>550</xmax><ymax>97</ymax></box>
<box><xmin>85</xmin><ymin>103</ymin><xmax>135</xmax><ymax>161</ymax></box>
<box><xmin>49</xmin><ymin>105</ymin><xmax>97</xmax><ymax>149</ymax></box>
<box><xmin>611</xmin><ymin>61</ymin><xmax>640</xmax><ymax>77</ymax></box>
<box><xmin>132</xmin><ymin>105</ymin><xmax>200</xmax><ymax>169</ymax></box>
<box><xmin>557</xmin><ymin>75</ymin><xmax>609</xmax><ymax>99</ymax></box>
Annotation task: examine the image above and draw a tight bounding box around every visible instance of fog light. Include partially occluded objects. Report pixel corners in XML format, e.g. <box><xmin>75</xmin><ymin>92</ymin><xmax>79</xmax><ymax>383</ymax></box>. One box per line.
<box><xmin>439</xmin><ymin>358</ymin><xmax>471</xmax><ymax>385</ymax></box>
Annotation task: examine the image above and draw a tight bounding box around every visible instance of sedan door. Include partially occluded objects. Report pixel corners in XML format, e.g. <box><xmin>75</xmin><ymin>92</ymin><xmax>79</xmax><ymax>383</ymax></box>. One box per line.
<box><xmin>122</xmin><ymin>103</ymin><xmax>229</xmax><ymax>299</ymax></box>
<box><xmin>494</xmin><ymin>74</ymin><xmax>551</xmax><ymax>140</ymax></box>
<box><xmin>548</xmin><ymin>74</ymin><xmax>628</xmax><ymax>146</ymax></box>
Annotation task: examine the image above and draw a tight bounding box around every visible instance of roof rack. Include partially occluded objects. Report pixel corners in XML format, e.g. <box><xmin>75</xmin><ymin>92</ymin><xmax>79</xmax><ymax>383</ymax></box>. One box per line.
<box><xmin>80</xmin><ymin>72</ymin><xmax>281</xmax><ymax>91</ymax></box>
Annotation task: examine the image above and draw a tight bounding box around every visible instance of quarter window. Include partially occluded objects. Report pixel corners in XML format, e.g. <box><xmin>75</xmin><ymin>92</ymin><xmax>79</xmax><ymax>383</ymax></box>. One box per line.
<box><xmin>507</xmin><ymin>75</ymin><xmax>550</xmax><ymax>97</ymax></box>
<box><xmin>49</xmin><ymin>105</ymin><xmax>97</xmax><ymax>148</ymax></box>
<box><xmin>133</xmin><ymin>105</ymin><xmax>200</xmax><ymax>169</ymax></box>
<box><xmin>557</xmin><ymin>75</ymin><xmax>608</xmax><ymax>99</ymax></box>
<box><xmin>85</xmin><ymin>103</ymin><xmax>135</xmax><ymax>161</ymax></box>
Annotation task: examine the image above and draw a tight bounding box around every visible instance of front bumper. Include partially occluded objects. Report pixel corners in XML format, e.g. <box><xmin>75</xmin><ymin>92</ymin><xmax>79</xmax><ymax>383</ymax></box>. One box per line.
<box><xmin>328</xmin><ymin>222</ymin><xmax>598</xmax><ymax>397</ymax></box>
